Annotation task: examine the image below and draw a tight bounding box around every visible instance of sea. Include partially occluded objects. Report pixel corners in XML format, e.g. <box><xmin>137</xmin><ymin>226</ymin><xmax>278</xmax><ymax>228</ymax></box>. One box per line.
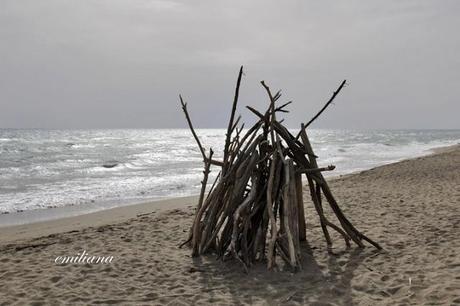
<box><xmin>0</xmin><ymin>129</ymin><xmax>459</xmax><ymax>215</ymax></box>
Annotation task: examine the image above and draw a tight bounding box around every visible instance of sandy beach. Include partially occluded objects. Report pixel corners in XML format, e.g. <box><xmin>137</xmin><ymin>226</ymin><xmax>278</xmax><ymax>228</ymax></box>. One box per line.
<box><xmin>1</xmin><ymin>146</ymin><xmax>459</xmax><ymax>305</ymax></box>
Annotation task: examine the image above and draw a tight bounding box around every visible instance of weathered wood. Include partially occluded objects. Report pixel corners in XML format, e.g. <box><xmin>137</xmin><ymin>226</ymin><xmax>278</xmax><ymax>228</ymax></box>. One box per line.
<box><xmin>297</xmin><ymin>165</ymin><xmax>335</xmax><ymax>174</ymax></box>
<box><xmin>230</xmin><ymin>173</ymin><xmax>258</xmax><ymax>272</ymax></box>
<box><xmin>288</xmin><ymin>159</ymin><xmax>301</xmax><ymax>267</ymax></box>
<box><xmin>191</xmin><ymin>160</ymin><xmax>215</xmax><ymax>256</ymax></box>
<box><xmin>282</xmin><ymin>159</ymin><xmax>299</xmax><ymax>269</ymax></box>
<box><xmin>179</xmin><ymin>95</ymin><xmax>207</xmax><ymax>160</ymax></box>
<box><xmin>295</xmin><ymin>171</ymin><xmax>306</xmax><ymax>242</ymax></box>
<box><xmin>306</xmin><ymin>176</ymin><xmax>332</xmax><ymax>247</ymax></box>
<box><xmin>207</xmin><ymin>159</ymin><xmax>224</xmax><ymax>167</ymax></box>
<box><xmin>223</xmin><ymin>66</ymin><xmax>244</xmax><ymax>176</ymax></box>
<box><xmin>180</xmin><ymin>70</ymin><xmax>381</xmax><ymax>272</ymax></box>
<box><xmin>300</xmin><ymin>128</ymin><xmax>381</xmax><ymax>250</ymax></box>
<box><xmin>295</xmin><ymin>79</ymin><xmax>347</xmax><ymax>140</ymax></box>
<box><xmin>266</xmin><ymin>151</ymin><xmax>278</xmax><ymax>269</ymax></box>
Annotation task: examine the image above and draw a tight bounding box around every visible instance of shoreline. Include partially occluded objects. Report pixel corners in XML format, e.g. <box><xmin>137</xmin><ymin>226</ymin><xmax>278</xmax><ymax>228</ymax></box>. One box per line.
<box><xmin>0</xmin><ymin>196</ymin><xmax>198</xmax><ymax>244</ymax></box>
<box><xmin>1</xmin><ymin>143</ymin><xmax>458</xmax><ymax>236</ymax></box>
<box><xmin>328</xmin><ymin>142</ymin><xmax>460</xmax><ymax>182</ymax></box>
<box><xmin>0</xmin><ymin>143</ymin><xmax>457</xmax><ymax>243</ymax></box>
<box><xmin>0</xmin><ymin>195</ymin><xmax>183</xmax><ymax>227</ymax></box>
<box><xmin>2</xmin><ymin>142</ymin><xmax>457</xmax><ymax>227</ymax></box>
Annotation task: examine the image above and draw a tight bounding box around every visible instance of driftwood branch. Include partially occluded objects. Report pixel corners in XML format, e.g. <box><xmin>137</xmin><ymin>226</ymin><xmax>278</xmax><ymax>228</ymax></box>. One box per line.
<box><xmin>223</xmin><ymin>66</ymin><xmax>244</xmax><ymax>176</ymax></box>
<box><xmin>207</xmin><ymin>159</ymin><xmax>224</xmax><ymax>167</ymax></box>
<box><xmin>180</xmin><ymin>95</ymin><xmax>207</xmax><ymax>160</ymax></box>
<box><xmin>297</xmin><ymin>165</ymin><xmax>336</xmax><ymax>174</ymax></box>
<box><xmin>295</xmin><ymin>79</ymin><xmax>346</xmax><ymax>140</ymax></box>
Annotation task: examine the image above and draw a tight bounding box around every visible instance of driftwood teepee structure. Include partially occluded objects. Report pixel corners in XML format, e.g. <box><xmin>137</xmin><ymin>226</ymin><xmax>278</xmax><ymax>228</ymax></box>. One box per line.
<box><xmin>180</xmin><ymin>67</ymin><xmax>381</xmax><ymax>272</ymax></box>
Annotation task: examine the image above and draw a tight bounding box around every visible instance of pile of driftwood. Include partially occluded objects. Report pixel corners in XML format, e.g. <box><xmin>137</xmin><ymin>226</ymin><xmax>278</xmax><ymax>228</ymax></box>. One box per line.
<box><xmin>180</xmin><ymin>67</ymin><xmax>381</xmax><ymax>272</ymax></box>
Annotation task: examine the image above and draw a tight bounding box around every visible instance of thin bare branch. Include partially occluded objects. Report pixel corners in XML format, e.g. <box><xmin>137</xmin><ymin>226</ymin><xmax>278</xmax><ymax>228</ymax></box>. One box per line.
<box><xmin>180</xmin><ymin>95</ymin><xmax>206</xmax><ymax>160</ymax></box>
<box><xmin>295</xmin><ymin>79</ymin><xmax>346</xmax><ymax>140</ymax></box>
<box><xmin>223</xmin><ymin>66</ymin><xmax>244</xmax><ymax>175</ymax></box>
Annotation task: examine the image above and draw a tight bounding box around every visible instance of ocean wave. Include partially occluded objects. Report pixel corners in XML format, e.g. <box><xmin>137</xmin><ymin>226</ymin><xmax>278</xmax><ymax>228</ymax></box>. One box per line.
<box><xmin>0</xmin><ymin>128</ymin><xmax>459</xmax><ymax>213</ymax></box>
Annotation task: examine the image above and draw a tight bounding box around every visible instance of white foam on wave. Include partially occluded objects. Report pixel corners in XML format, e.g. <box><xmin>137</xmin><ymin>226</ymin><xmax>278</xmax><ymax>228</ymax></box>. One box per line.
<box><xmin>0</xmin><ymin>129</ymin><xmax>459</xmax><ymax>214</ymax></box>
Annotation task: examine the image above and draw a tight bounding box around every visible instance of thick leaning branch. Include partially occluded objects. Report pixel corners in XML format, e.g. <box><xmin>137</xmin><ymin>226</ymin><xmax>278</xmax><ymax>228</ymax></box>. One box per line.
<box><xmin>261</xmin><ymin>80</ymin><xmax>281</xmax><ymax>269</ymax></box>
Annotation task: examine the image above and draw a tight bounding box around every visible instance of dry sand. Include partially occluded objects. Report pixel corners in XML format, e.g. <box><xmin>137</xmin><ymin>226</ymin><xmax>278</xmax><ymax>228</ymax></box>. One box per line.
<box><xmin>0</xmin><ymin>146</ymin><xmax>459</xmax><ymax>305</ymax></box>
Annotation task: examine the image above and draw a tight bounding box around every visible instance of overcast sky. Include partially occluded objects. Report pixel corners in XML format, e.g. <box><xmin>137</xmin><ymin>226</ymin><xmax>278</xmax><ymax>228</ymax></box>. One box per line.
<box><xmin>1</xmin><ymin>0</ymin><xmax>459</xmax><ymax>129</ymax></box>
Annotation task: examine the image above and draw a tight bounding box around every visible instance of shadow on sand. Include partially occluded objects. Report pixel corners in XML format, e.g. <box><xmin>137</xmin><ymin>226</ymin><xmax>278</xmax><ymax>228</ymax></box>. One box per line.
<box><xmin>191</xmin><ymin>242</ymin><xmax>379</xmax><ymax>305</ymax></box>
